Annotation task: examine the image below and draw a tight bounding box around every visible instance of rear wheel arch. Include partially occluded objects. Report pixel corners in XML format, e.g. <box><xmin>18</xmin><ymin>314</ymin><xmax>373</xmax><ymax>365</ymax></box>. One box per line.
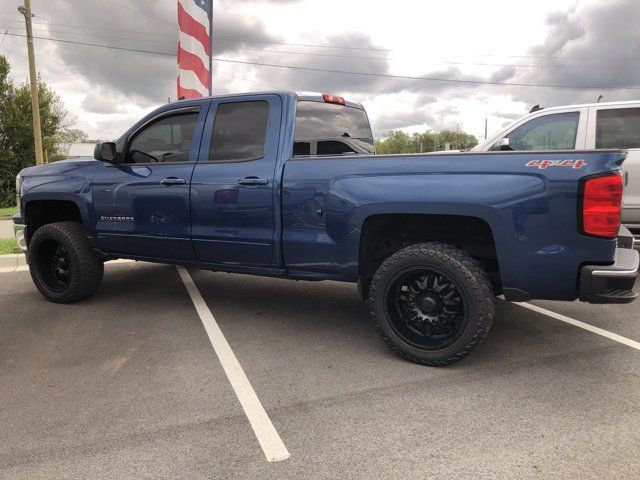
<box><xmin>357</xmin><ymin>213</ymin><xmax>500</xmax><ymax>299</ymax></box>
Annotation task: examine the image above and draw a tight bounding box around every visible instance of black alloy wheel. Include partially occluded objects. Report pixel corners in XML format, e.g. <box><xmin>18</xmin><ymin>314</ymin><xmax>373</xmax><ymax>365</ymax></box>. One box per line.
<box><xmin>35</xmin><ymin>239</ymin><xmax>73</xmax><ymax>292</ymax></box>
<box><xmin>368</xmin><ymin>242</ymin><xmax>494</xmax><ymax>366</ymax></box>
<box><xmin>28</xmin><ymin>222</ymin><xmax>104</xmax><ymax>303</ymax></box>
<box><xmin>386</xmin><ymin>267</ymin><xmax>467</xmax><ymax>351</ymax></box>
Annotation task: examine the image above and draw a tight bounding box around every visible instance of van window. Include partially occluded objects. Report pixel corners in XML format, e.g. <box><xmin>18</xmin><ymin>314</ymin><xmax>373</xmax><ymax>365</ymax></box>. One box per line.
<box><xmin>209</xmin><ymin>101</ymin><xmax>269</xmax><ymax>162</ymax></box>
<box><xmin>294</xmin><ymin>101</ymin><xmax>374</xmax><ymax>156</ymax></box>
<box><xmin>596</xmin><ymin>108</ymin><xmax>640</xmax><ymax>149</ymax></box>
<box><xmin>497</xmin><ymin>112</ymin><xmax>579</xmax><ymax>151</ymax></box>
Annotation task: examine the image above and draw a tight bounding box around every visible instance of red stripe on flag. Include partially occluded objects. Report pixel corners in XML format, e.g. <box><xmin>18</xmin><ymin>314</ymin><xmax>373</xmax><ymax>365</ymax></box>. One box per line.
<box><xmin>178</xmin><ymin>45</ymin><xmax>210</xmax><ymax>88</ymax></box>
<box><xmin>177</xmin><ymin>81</ymin><xmax>204</xmax><ymax>100</ymax></box>
<box><xmin>178</xmin><ymin>1</ymin><xmax>210</xmax><ymax>55</ymax></box>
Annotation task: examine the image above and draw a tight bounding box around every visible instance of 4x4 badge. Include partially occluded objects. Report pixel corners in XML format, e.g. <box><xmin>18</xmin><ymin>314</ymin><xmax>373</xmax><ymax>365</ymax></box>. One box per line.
<box><xmin>525</xmin><ymin>159</ymin><xmax>587</xmax><ymax>170</ymax></box>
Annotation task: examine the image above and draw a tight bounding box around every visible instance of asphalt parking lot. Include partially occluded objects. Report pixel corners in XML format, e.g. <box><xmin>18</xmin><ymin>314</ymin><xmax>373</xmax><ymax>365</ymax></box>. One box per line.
<box><xmin>1</xmin><ymin>261</ymin><xmax>639</xmax><ymax>479</ymax></box>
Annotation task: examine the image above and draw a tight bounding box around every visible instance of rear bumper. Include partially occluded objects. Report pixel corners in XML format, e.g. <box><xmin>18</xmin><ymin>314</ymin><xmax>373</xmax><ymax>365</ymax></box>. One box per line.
<box><xmin>579</xmin><ymin>247</ymin><xmax>639</xmax><ymax>304</ymax></box>
<box><xmin>625</xmin><ymin>223</ymin><xmax>640</xmax><ymax>250</ymax></box>
<box><xmin>13</xmin><ymin>214</ymin><xmax>27</xmax><ymax>252</ymax></box>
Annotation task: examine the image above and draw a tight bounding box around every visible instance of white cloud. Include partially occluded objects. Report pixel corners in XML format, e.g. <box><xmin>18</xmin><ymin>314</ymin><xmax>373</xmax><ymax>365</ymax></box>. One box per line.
<box><xmin>0</xmin><ymin>0</ymin><xmax>635</xmax><ymax>141</ymax></box>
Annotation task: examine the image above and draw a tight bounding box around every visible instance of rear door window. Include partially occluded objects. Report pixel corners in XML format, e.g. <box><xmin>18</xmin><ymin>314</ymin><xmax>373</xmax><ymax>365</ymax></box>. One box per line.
<box><xmin>596</xmin><ymin>108</ymin><xmax>640</xmax><ymax>149</ymax></box>
<box><xmin>209</xmin><ymin>101</ymin><xmax>269</xmax><ymax>162</ymax></box>
<box><xmin>498</xmin><ymin>112</ymin><xmax>580</xmax><ymax>151</ymax></box>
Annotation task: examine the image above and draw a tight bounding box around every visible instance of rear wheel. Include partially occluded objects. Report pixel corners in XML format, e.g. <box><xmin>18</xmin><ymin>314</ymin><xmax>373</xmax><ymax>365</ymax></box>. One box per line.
<box><xmin>28</xmin><ymin>222</ymin><xmax>104</xmax><ymax>303</ymax></box>
<box><xmin>368</xmin><ymin>242</ymin><xmax>494</xmax><ymax>366</ymax></box>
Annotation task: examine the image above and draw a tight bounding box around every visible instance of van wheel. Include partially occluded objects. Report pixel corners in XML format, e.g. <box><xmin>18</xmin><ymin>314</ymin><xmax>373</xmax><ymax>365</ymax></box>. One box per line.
<box><xmin>368</xmin><ymin>242</ymin><xmax>494</xmax><ymax>366</ymax></box>
<box><xmin>28</xmin><ymin>222</ymin><xmax>104</xmax><ymax>303</ymax></box>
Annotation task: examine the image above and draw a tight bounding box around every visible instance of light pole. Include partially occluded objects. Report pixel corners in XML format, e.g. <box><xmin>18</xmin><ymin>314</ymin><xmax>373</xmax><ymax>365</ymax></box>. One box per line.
<box><xmin>18</xmin><ymin>0</ymin><xmax>44</xmax><ymax>166</ymax></box>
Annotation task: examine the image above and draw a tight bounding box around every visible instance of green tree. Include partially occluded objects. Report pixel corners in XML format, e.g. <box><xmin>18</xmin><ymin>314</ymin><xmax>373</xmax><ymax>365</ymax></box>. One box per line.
<box><xmin>375</xmin><ymin>128</ymin><xmax>478</xmax><ymax>154</ymax></box>
<box><xmin>0</xmin><ymin>54</ymin><xmax>79</xmax><ymax>206</ymax></box>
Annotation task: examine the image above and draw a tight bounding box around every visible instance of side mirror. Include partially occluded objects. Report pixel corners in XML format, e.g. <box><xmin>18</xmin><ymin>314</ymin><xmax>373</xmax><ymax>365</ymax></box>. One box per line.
<box><xmin>94</xmin><ymin>142</ymin><xmax>119</xmax><ymax>163</ymax></box>
<box><xmin>490</xmin><ymin>137</ymin><xmax>512</xmax><ymax>151</ymax></box>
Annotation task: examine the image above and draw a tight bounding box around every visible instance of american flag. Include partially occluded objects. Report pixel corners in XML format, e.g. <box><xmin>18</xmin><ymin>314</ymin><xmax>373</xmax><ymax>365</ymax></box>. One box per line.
<box><xmin>177</xmin><ymin>0</ymin><xmax>212</xmax><ymax>99</ymax></box>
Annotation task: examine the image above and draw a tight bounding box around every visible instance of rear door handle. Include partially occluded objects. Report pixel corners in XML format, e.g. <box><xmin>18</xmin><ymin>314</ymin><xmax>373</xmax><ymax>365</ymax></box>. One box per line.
<box><xmin>238</xmin><ymin>177</ymin><xmax>269</xmax><ymax>186</ymax></box>
<box><xmin>160</xmin><ymin>177</ymin><xmax>186</xmax><ymax>185</ymax></box>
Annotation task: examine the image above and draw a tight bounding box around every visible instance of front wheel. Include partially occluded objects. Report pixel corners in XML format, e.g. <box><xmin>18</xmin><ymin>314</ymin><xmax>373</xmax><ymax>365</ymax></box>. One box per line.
<box><xmin>368</xmin><ymin>242</ymin><xmax>494</xmax><ymax>366</ymax></box>
<box><xmin>28</xmin><ymin>222</ymin><xmax>104</xmax><ymax>303</ymax></box>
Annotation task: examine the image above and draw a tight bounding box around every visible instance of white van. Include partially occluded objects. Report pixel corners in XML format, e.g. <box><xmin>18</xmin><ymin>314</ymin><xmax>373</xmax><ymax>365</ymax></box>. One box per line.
<box><xmin>472</xmin><ymin>101</ymin><xmax>640</xmax><ymax>243</ymax></box>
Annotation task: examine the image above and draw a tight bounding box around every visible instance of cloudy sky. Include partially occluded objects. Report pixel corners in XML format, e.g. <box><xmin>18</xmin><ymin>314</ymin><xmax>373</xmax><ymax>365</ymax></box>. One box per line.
<box><xmin>0</xmin><ymin>0</ymin><xmax>639</xmax><ymax>141</ymax></box>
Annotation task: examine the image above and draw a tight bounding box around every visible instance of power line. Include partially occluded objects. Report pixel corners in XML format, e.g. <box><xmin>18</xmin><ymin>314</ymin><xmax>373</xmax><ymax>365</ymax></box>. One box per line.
<box><xmin>0</xmin><ymin>25</ymin><xmax>174</xmax><ymax>44</ymax></box>
<box><xmin>5</xmin><ymin>32</ymin><xmax>176</xmax><ymax>55</ymax></box>
<box><xmin>0</xmin><ymin>17</ymin><xmax>177</xmax><ymax>37</ymax></box>
<box><xmin>0</xmin><ymin>18</ymin><xmax>392</xmax><ymax>52</ymax></box>
<box><xmin>6</xmin><ymin>32</ymin><xmax>640</xmax><ymax>91</ymax></box>
<box><xmin>3</xmin><ymin>15</ymin><xmax>638</xmax><ymax>63</ymax></box>
<box><xmin>4</xmin><ymin>23</ymin><xmax>637</xmax><ymax>71</ymax></box>
<box><xmin>0</xmin><ymin>15</ymin><xmax>638</xmax><ymax>62</ymax></box>
<box><xmin>211</xmin><ymin>44</ymin><xmax>638</xmax><ymax>70</ymax></box>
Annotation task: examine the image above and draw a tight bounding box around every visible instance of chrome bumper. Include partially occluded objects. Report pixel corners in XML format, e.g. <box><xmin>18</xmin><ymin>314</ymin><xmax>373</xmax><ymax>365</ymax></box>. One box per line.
<box><xmin>13</xmin><ymin>216</ymin><xmax>27</xmax><ymax>252</ymax></box>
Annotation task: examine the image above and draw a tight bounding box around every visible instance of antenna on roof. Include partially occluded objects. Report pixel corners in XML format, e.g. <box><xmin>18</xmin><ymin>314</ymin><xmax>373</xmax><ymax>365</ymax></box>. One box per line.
<box><xmin>597</xmin><ymin>95</ymin><xmax>604</xmax><ymax>103</ymax></box>
<box><xmin>529</xmin><ymin>104</ymin><xmax>543</xmax><ymax>113</ymax></box>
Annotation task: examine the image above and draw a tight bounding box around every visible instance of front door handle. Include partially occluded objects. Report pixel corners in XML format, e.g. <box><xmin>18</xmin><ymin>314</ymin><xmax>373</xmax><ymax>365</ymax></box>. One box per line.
<box><xmin>238</xmin><ymin>177</ymin><xmax>269</xmax><ymax>186</ymax></box>
<box><xmin>160</xmin><ymin>177</ymin><xmax>186</xmax><ymax>186</ymax></box>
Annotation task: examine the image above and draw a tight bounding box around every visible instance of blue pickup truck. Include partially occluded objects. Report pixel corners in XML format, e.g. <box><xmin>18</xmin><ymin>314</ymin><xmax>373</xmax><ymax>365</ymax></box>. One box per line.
<box><xmin>13</xmin><ymin>91</ymin><xmax>639</xmax><ymax>366</ymax></box>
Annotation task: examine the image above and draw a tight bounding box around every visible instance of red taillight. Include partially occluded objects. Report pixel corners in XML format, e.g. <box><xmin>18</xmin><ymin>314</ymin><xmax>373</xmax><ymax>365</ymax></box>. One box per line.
<box><xmin>322</xmin><ymin>93</ymin><xmax>345</xmax><ymax>105</ymax></box>
<box><xmin>581</xmin><ymin>173</ymin><xmax>623</xmax><ymax>238</ymax></box>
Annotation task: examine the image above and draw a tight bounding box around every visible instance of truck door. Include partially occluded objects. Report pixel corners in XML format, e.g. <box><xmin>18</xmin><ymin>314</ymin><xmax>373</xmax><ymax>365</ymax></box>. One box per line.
<box><xmin>190</xmin><ymin>94</ymin><xmax>282</xmax><ymax>266</ymax></box>
<box><xmin>587</xmin><ymin>105</ymin><xmax>640</xmax><ymax>226</ymax></box>
<box><xmin>92</xmin><ymin>103</ymin><xmax>208</xmax><ymax>261</ymax></box>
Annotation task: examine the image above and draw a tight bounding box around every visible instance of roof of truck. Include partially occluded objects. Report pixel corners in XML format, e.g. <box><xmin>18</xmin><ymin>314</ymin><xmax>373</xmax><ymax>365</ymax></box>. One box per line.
<box><xmin>530</xmin><ymin>99</ymin><xmax>640</xmax><ymax>112</ymax></box>
<box><xmin>175</xmin><ymin>91</ymin><xmax>365</xmax><ymax>109</ymax></box>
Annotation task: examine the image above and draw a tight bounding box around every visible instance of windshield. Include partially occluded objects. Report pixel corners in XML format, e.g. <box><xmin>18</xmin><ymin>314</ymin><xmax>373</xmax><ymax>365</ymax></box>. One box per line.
<box><xmin>293</xmin><ymin>101</ymin><xmax>374</xmax><ymax>156</ymax></box>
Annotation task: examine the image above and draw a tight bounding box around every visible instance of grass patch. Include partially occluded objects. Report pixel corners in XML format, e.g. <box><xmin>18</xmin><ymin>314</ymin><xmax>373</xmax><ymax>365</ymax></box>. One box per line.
<box><xmin>0</xmin><ymin>206</ymin><xmax>18</xmax><ymax>218</ymax></box>
<box><xmin>0</xmin><ymin>238</ymin><xmax>21</xmax><ymax>255</ymax></box>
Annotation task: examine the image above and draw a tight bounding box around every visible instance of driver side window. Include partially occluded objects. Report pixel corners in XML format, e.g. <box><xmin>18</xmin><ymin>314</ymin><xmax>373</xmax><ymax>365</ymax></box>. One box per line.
<box><xmin>495</xmin><ymin>112</ymin><xmax>580</xmax><ymax>151</ymax></box>
<box><xmin>126</xmin><ymin>111</ymin><xmax>199</xmax><ymax>164</ymax></box>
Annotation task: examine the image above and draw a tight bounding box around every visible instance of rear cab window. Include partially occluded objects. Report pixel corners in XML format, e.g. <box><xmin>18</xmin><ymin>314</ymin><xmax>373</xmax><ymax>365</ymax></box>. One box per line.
<box><xmin>293</xmin><ymin>100</ymin><xmax>374</xmax><ymax>157</ymax></box>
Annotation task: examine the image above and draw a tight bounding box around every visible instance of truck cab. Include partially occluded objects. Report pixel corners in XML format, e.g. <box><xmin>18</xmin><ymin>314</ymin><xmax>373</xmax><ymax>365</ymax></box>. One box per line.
<box><xmin>472</xmin><ymin>101</ymin><xmax>640</xmax><ymax>244</ymax></box>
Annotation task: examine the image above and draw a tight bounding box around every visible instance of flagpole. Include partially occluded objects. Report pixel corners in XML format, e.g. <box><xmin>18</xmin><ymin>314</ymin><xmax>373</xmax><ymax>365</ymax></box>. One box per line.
<box><xmin>208</xmin><ymin>3</ymin><xmax>213</xmax><ymax>96</ymax></box>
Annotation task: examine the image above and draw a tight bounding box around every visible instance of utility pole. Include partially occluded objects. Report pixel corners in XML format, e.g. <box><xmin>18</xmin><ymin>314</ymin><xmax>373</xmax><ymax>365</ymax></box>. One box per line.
<box><xmin>18</xmin><ymin>0</ymin><xmax>44</xmax><ymax>166</ymax></box>
<box><xmin>484</xmin><ymin>99</ymin><xmax>488</xmax><ymax>140</ymax></box>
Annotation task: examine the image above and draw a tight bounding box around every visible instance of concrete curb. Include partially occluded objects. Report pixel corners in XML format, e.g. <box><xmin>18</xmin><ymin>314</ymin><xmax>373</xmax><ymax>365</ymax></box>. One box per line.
<box><xmin>0</xmin><ymin>254</ymin><xmax>26</xmax><ymax>273</ymax></box>
<box><xmin>0</xmin><ymin>255</ymin><xmax>136</xmax><ymax>273</ymax></box>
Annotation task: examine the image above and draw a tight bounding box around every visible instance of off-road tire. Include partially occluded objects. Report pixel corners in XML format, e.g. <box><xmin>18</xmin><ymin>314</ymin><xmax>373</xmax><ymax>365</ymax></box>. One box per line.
<box><xmin>368</xmin><ymin>242</ymin><xmax>494</xmax><ymax>366</ymax></box>
<box><xmin>28</xmin><ymin>221</ymin><xmax>104</xmax><ymax>303</ymax></box>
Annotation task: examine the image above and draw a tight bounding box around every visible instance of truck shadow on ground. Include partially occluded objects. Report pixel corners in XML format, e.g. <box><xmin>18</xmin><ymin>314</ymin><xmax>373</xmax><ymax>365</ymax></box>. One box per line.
<box><xmin>94</xmin><ymin>263</ymin><xmax>625</xmax><ymax>375</ymax></box>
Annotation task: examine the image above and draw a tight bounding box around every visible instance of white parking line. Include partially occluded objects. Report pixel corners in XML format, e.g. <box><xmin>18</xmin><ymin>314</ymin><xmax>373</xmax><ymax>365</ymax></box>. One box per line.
<box><xmin>514</xmin><ymin>301</ymin><xmax>640</xmax><ymax>351</ymax></box>
<box><xmin>176</xmin><ymin>266</ymin><xmax>290</xmax><ymax>463</ymax></box>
